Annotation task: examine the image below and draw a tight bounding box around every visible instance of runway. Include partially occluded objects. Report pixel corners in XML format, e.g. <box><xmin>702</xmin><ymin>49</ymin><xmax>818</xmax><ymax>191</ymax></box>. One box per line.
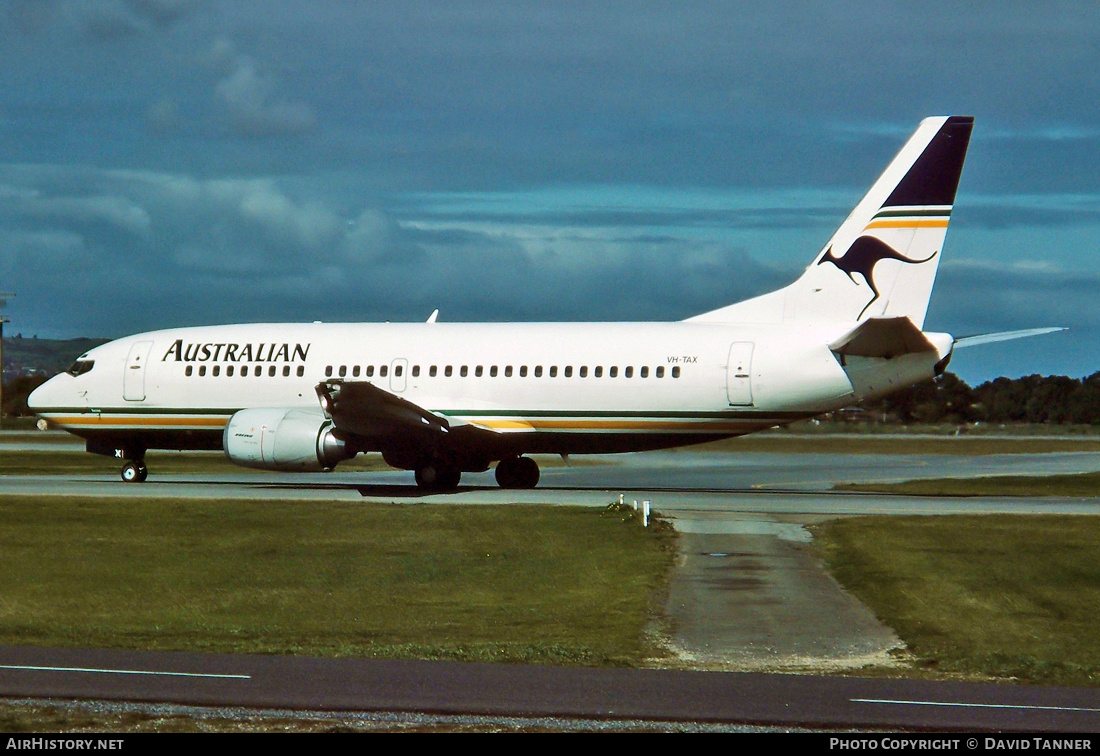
<box><xmin>2</xmin><ymin>442</ymin><xmax>1099</xmax><ymax>731</ymax></box>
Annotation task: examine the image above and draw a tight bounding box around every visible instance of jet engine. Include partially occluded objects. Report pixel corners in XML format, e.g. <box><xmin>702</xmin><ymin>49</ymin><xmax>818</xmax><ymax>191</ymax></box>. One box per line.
<box><xmin>223</xmin><ymin>407</ymin><xmax>352</xmax><ymax>471</ymax></box>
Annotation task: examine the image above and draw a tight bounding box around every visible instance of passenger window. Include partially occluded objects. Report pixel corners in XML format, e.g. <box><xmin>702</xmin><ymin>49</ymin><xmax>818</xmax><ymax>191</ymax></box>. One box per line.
<box><xmin>490</xmin><ymin>366</ymin><xmax>498</xmax><ymax>377</ymax></box>
<box><xmin>325</xmin><ymin>366</ymin><xmax>333</xmax><ymax>377</ymax></box>
<box><xmin>609</xmin><ymin>366</ymin><xmax>618</xmax><ymax>378</ymax></box>
<box><xmin>549</xmin><ymin>366</ymin><xmax>557</xmax><ymax>377</ymax></box>
<box><xmin>461</xmin><ymin>366</ymin><xmax>468</xmax><ymax>377</ymax></box>
<box><xmin>445</xmin><ymin>365</ymin><xmax>453</xmax><ymax>377</ymax></box>
<box><xmin>227</xmin><ymin>366</ymin><xmax>234</xmax><ymax>377</ymax></box>
<box><xmin>185</xmin><ymin>365</ymin><xmax>193</xmax><ymax>377</ymax></box>
<box><xmin>430</xmin><ymin>365</ymin><xmax>438</xmax><ymax>377</ymax></box>
<box><xmin>534</xmin><ymin>366</ymin><xmax>543</xmax><ymax>377</ymax></box>
<box><xmin>297</xmin><ymin>366</ymin><xmax>305</xmax><ymax>377</ymax></box>
<box><xmin>366</xmin><ymin>365</ymin><xmax>375</xmax><ymax>377</ymax></box>
<box><xmin>211</xmin><ymin>366</ymin><xmax>219</xmax><ymax>377</ymax></box>
<box><xmin>579</xmin><ymin>366</ymin><xmax>587</xmax><ymax>378</ymax></box>
<box><xmin>395</xmin><ymin>365</ymin><xmax>403</xmax><ymax>377</ymax></box>
<box><xmin>412</xmin><ymin>365</ymin><xmax>420</xmax><ymax>377</ymax></box>
<box><xmin>199</xmin><ymin>365</ymin><xmax>206</xmax><ymax>377</ymax></box>
<box><xmin>339</xmin><ymin>365</ymin><xmax>347</xmax><ymax>377</ymax></box>
<box><xmin>283</xmin><ymin>366</ymin><xmax>291</xmax><ymax>377</ymax></box>
<box><xmin>241</xmin><ymin>365</ymin><xmax>248</xmax><ymax>377</ymax></box>
<box><xmin>520</xmin><ymin>366</ymin><xmax>528</xmax><ymax>377</ymax></box>
<box><xmin>625</xmin><ymin>366</ymin><xmax>633</xmax><ymax>378</ymax></box>
<box><xmin>595</xmin><ymin>366</ymin><xmax>603</xmax><ymax>378</ymax></box>
<box><xmin>353</xmin><ymin>365</ymin><xmax>361</xmax><ymax>377</ymax></box>
<box><xmin>505</xmin><ymin>366</ymin><xmax>513</xmax><ymax>377</ymax></box>
<box><xmin>656</xmin><ymin>366</ymin><xmax>664</xmax><ymax>378</ymax></box>
<box><xmin>380</xmin><ymin>365</ymin><xmax>388</xmax><ymax>377</ymax></box>
<box><xmin>640</xmin><ymin>366</ymin><xmax>648</xmax><ymax>378</ymax></box>
<box><xmin>268</xmin><ymin>365</ymin><xmax>276</xmax><ymax>377</ymax></box>
<box><xmin>475</xmin><ymin>366</ymin><xmax>483</xmax><ymax>377</ymax></box>
<box><xmin>672</xmin><ymin>366</ymin><xmax>681</xmax><ymax>378</ymax></box>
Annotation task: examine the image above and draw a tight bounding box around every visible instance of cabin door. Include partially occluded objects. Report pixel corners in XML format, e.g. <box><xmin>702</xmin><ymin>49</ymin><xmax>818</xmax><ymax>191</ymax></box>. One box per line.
<box><xmin>123</xmin><ymin>341</ymin><xmax>154</xmax><ymax>401</ymax></box>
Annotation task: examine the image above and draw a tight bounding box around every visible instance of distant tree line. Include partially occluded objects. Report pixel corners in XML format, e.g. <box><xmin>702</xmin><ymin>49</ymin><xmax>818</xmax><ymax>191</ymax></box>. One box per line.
<box><xmin>3</xmin><ymin>375</ymin><xmax>47</xmax><ymax>418</ymax></box>
<box><xmin>861</xmin><ymin>372</ymin><xmax>1100</xmax><ymax>425</ymax></box>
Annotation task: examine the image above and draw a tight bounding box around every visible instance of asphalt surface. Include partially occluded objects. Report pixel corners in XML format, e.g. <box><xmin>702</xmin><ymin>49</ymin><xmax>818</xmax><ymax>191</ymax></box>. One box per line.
<box><xmin>3</xmin><ymin>644</ymin><xmax>1100</xmax><ymax>732</ymax></box>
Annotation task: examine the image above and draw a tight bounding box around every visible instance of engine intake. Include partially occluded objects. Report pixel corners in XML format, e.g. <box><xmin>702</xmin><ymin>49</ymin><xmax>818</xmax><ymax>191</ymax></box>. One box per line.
<box><xmin>223</xmin><ymin>408</ymin><xmax>351</xmax><ymax>471</ymax></box>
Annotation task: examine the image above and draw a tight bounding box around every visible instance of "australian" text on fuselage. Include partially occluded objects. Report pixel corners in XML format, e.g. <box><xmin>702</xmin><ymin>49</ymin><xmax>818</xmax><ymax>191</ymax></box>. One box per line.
<box><xmin>161</xmin><ymin>340</ymin><xmax>310</xmax><ymax>363</ymax></box>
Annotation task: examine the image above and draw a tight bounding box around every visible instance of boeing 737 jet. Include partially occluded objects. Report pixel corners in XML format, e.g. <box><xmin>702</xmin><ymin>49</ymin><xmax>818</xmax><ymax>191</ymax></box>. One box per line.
<box><xmin>27</xmin><ymin>116</ymin><xmax>1059</xmax><ymax>489</ymax></box>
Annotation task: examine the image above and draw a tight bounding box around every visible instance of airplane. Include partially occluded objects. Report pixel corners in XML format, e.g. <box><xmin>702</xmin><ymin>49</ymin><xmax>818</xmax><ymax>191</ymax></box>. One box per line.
<box><xmin>27</xmin><ymin>115</ymin><xmax>1061</xmax><ymax>489</ymax></box>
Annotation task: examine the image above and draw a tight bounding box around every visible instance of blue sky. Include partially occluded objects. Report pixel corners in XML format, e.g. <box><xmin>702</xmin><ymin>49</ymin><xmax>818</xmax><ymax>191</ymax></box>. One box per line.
<box><xmin>0</xmin><ymin>1</ymin><xmax>1097</xmax><ymax>384</ymax></box>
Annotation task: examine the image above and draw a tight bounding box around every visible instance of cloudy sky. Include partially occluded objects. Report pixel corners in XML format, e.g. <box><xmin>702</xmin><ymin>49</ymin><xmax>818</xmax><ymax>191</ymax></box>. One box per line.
<box><xmin>1</xmin><ymin>1</ymin><xmax>1097</xmax><ymax>384</ymax></box>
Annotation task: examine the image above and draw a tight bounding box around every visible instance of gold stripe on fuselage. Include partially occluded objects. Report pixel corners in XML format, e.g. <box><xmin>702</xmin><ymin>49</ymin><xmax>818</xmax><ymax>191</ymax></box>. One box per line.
<box><xmin>44</xmin><ymin>413</ymin><xmax>754</xmax><ymax>435</ymax></box>
<box><xmin>43</xmin><ymin>414</ymin><xmax>230</xmax><ymax>430</ymax></box>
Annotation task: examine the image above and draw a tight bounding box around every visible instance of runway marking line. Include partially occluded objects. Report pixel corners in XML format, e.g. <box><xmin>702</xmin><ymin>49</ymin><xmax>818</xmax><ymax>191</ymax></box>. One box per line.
<box><xmin>0</xmin><ymin>664</ymin><xmax>250</xmax><ymax>680</ymax></box>
<box><xmin>853</xmin><ymin>697</ymin><xmax>1100</xmax><ymax>714</ymax></box>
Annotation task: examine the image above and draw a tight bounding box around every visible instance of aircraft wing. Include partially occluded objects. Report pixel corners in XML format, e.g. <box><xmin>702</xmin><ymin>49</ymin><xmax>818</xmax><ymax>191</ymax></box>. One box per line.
<box><xmin>315</xmin><ymin>379</ymin><xmax>498</xmax><ymax>442</ymax></box>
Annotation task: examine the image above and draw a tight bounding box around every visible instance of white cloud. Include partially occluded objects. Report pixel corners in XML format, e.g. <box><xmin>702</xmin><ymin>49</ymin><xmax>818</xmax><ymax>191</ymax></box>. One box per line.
<box><xmin>209</xmin><ymin>38</ymin><xmax>317</xmax><ymax>137</ymax></box>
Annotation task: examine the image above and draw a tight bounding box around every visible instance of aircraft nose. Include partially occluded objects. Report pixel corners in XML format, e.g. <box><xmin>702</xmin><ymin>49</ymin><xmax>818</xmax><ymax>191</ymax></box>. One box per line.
<box><xmin>27</xmin><ymin>374</ymin><xmax>69</xmax><ymax>413</ymax></box>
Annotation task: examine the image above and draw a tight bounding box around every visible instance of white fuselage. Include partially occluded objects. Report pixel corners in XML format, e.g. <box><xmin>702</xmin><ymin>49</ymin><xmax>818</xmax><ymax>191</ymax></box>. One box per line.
<box><xmin>31</xmin><ymin>319</ymin><xmax>933</xmax><ymax>457</ymax></box>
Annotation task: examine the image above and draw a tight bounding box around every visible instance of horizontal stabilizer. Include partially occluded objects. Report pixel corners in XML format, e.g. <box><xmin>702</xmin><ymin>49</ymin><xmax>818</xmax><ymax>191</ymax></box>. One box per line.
<box><xmin>954</xmin><ymin>327</ymin><xmax>1066</xmax><ymax>349</ymax></box>
<box><xmin>829</xmin><ymin>317</ymin><xmax>936</xmax><ymax>359</ymax></box>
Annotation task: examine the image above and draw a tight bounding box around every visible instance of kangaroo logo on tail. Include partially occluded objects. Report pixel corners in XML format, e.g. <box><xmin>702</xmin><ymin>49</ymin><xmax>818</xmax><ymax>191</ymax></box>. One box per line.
<box><xmin>818</xmin><ymin>236</ymin><xmax>938</xmax><ymax>319</ymax></box>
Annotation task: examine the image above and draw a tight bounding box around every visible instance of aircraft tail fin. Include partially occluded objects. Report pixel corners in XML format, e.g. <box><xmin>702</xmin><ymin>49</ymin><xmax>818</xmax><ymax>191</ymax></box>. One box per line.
<box><xmin>688</xmin><ymin>116</ymin><xmax>974</xmax><ymax>327</ymax></box>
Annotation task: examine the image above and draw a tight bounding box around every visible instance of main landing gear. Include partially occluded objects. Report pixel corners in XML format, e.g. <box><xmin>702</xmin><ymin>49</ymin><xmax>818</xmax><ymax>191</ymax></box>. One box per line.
<box><xmin>410</xmin><ymin>456</ymin><xmax>540</xmax><ymax>491</ymax></box>
<box><xmin>414</xmin><ymin>463</ymin><xmax>462</xmax><ymax>491</ymax></box>
<box><xmin>494</xmin><ymin>456</ymin><xmax>540</xmax><ymax>490</ymax></box>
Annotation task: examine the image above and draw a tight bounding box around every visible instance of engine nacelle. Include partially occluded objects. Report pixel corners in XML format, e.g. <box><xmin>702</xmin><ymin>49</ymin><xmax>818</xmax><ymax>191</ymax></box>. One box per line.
<box><xmin>223</xmin><ymin>407</ymin><xmax>351</xmax><ymax>471</ymax></box>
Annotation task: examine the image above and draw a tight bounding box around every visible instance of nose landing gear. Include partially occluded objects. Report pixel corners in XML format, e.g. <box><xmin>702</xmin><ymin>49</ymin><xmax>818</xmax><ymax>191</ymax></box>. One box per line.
<box><xmin>120</xmin><ymin>459</ymin><xmax>148</xmax><ymax>483</ymax></box>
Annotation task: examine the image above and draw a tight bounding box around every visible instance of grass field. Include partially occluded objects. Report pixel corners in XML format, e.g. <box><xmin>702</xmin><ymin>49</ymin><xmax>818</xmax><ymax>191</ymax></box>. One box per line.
<box><xmin>0</xmin><ymin>496</ymin><xmax>676</xmax><ymax>666</ymax></box>
<box><xmin>693</xmin><ymin>433</ymin><xmax>1100</xmax><ymax>456</ymax></box>
<box><xmin>2</xmin><ymin>428</ymin><xmax>1100</xmax><ymax>732</ymax></box>
<box><xmin>815</xmin><ymin>515</ymin><xmax>1100</xmax><ymax>686</ymax></box>
<box><xmin>838</xmin><ymin>471</ymin><xmax>1100</xmax><ymax>498</ymax></box>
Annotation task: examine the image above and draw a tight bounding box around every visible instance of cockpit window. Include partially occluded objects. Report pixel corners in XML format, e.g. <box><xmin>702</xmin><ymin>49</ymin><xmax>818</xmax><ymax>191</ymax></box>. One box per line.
<box><xmin>67</xmin><ymin>360</ymin><xmax>95</xmax><ymax>377</ymax></box>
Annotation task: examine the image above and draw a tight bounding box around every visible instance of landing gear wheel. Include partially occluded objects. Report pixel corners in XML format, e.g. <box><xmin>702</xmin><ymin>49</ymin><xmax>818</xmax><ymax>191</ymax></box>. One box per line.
<box><xmin>414</xmin><ymin>464</ymin><xmax>461</xmax><ymax>491</ymax></box>
<box><xmin>495</xmin><ymin>456</ymin><xmax>540</xmax><ymax>489</ymax></box>
<box><xmin>121</xmin><ymin>461</ymin><xmax>148</xmax><ymax>483</ymax></box>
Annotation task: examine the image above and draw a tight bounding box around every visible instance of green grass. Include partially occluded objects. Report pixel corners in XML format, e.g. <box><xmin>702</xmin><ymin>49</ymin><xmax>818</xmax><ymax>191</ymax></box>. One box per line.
<box><xmin>815</xmin><ymin>515</ymin><xmax>1100</xmax><ymax>685</ymax></box>
<box><xmin>839</xmin><ymin>471</ymin><xmax>1100</xmax><ymax>497</ymax></box>
<box><xmin>692</xmin><ymin>434</ymin><xmax>1100</xmax><ymax>456</ymax></box>
<box><xmin>0</xmin><ymin>496</ymin><xmax>676</xmax><ymax>666</ymax></box>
